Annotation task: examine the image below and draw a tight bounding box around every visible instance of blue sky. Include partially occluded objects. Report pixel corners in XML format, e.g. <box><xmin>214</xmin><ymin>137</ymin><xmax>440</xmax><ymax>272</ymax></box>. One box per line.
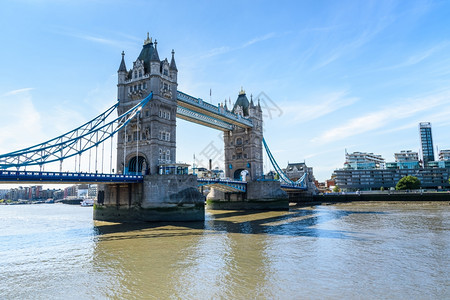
<box><xmin>1</xmin><ymin>0</ymin><xmax>450</xmax><ymax>182</ymax></box>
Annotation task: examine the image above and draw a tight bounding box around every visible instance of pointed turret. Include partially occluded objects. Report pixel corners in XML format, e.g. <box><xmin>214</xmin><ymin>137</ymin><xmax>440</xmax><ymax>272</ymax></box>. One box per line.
<box><xmin>232</xmin><ymin>87</ymin><xmax>250</xmax><ymax>116</ymax></box>
<box><xmin>118</xmin><ymin>51</ymin><xmax>127</xmax><ymax>73</ymax></box>
<box><xmin>250</xmin><ymin>93</ymin><xmax>255</xmax><ymax>107</ymax></box>
<box><xmin>151</xmin><ymin>39</ymin><xmax>160</xmax><ymax>61</ymax></box>
<box><xmin>137</xmin><ymin>33</ymin><xmax>160</xmax><ymax>74</ymax></box>
<box><xmin>170</xmin><ymin>49</ymin><xmax>178</xmax><ymax>71</ymax></box>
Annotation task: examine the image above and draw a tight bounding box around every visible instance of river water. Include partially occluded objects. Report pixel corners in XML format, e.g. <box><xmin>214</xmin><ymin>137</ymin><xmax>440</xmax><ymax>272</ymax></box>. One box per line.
<box><xmin>0</xmin><ymin>202</ymin><xmax>448</xmax><ymax>299</ymax></box>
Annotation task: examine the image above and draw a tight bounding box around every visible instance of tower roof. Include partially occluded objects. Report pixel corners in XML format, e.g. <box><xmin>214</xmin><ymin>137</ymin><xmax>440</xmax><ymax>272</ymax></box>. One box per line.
<box><xmin>232</xmin><ymin>87</ymin><xmax>250</xmax><ymax>116</ymax></box>
<box><xmin>170</xmin><ymin>49</ymin><xmax>177</xmax><ymax>71</ymax></box>
<box><xmin>137</xmin><ymin>33</ymin><xmax>160</xmax><ymax>73</ymax></box>
<box><xmin>118</xmin><ymin>51</ymin><xmax>127</xmax><ymax>72</ymax></box>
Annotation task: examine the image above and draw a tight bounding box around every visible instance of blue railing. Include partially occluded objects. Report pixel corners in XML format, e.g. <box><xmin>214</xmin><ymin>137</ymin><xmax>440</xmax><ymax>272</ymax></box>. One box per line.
<box><xmin>0</xmin><ymin>170</ymin><xmax>143</xmax><ymax>183</ymax></box>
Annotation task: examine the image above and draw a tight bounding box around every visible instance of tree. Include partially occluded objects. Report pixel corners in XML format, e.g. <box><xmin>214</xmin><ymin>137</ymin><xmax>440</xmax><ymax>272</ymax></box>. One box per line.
<box><xmin>332</xmin><ymin>185</ymin><xmax>340</xmax><ymax>193</ymax></box>
<box><xmin>396</xmin><ymin>175</ymin><xmax>421</xmax><ymax>190</ymax></box>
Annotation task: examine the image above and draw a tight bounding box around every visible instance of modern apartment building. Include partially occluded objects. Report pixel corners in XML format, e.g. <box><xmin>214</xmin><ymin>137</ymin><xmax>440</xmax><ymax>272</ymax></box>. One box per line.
<box><xmin>334</xmin><ymin>148</ymin><xmax>450</xmax><ymax>190</ymax></box>
<box><xmin>344</xmin><ymin>151</ymin><xmax>385</xmax><ymax>170</ymax></box>
<box><xmin>419</xmin><ymin>122</ymin><xmax>435</xmax><ymax>166</ymax></box>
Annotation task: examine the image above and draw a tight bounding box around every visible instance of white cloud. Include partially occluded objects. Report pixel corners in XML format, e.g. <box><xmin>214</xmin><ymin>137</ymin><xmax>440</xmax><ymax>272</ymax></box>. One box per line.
<box><xmin>2</xmin><ymin>88</ymin><xmax>34</xmax><ymax>97</ymax></box>
<box><xmin>313</xmin><ymin>89</ymin><xmax>450</xmax><ymax>144</ymax></box>
<box><xmin>312</xmin><ymin>14</ymin><xmax>395</xmax><ymax>70</ymax></box>
<box><xmin>280</xmin><ymin>90</ymin><xmax>359</xmax><ymax>125</ymax></box>
<box><xmin>381</xmin><ymin>42</ymin><xmax>449</xmax><ymax>71</ymax></box>
<box><xmin>242</xmin><ymin>33</ymin><xmax>276</xmax><ymax>48</ymax></box>
<box><xmin>52</xmin><ymin>27</ymin><xmax>139</xmax><ymax>49</ymax></box>
<box><xmin>201</xmin><ymin>33</ymin><xmax>276</xmax><ymax>59</ymax></box>
<box><xmin>0</xmin><ymin>89</ymin><xmax>44</xmax><ymax>154</ymax></box>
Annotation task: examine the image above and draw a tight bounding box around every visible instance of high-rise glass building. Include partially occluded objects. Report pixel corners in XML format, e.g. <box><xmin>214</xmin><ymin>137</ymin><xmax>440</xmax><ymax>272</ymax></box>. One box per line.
<box><xmin>419</xmin><ymin>122</ymin><xmax>434</xmax><ymax>166</ymax></box>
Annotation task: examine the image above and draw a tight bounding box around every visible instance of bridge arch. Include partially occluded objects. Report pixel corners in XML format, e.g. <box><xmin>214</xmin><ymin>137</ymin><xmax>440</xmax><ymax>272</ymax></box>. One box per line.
<box><xmin>127</xmin><ymin>155</ymin><xmax>148</xmax><ymax>174</ymax></box>
<box><xmin>233</xmin><ymin>168</ymin><xmax>249</xmax><ymax>181</ymax></box>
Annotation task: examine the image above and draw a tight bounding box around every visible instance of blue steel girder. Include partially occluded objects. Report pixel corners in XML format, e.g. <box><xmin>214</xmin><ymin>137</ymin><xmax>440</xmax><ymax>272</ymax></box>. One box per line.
<box><xmin>0</xmin><ymin>170</ymin><xmax>143</xmax><ymax>184</ymax></box>
<box><xmin>177</xmin><ymin>90</ymin><xmax>253</xmax><ymax>130</ymax></box>
<box><xmin>0</xmin><ymin>93</ymin><xmax>153</xmax><ymax>169</ymax></box>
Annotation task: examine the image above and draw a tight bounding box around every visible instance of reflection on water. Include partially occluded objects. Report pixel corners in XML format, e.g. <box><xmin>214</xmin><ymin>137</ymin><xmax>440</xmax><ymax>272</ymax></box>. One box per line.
<box><xmin>0</xmin><ymin>202</ymin><xmax>449</xmax><ymax>299</ymax></box>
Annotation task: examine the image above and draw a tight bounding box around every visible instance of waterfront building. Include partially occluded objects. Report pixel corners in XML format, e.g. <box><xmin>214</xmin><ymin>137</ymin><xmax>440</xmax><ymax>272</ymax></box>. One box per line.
<box><xmin>0</xmin><ymin>189</ymin><xmax>8</xmax><ymax>198</ymax></box>
<box><xmin>439</xmin><ymin>149</ymin><xmax>450</xmax><ymax>161</ymax></box>
<box><xmin>344</xmin><ymin>151</ymin><xmax>385</xmax><ymax>169</ymax></box>
<box><xmin>387</xmin><ymin>150</ymin><xmax>420</xmax><ymax>169</ymax></box>
<box><xmin>88</xmin><ymin>185</ymin><xmax>98</xmax><ymax>198</ymax></box>
<box><xmin>333</xmin><ymin>167</ymin><xmax>449</xmax><ymax>190</ymax></box>
<box><xmin>419</xmin><ymin>122</ymin><xmax>435</xmax><ymax>166</ymax></box>
<box><xmin>334</xmin><ymin>146</ymin><xmax>450</xmax><ymax>190</ymax></box>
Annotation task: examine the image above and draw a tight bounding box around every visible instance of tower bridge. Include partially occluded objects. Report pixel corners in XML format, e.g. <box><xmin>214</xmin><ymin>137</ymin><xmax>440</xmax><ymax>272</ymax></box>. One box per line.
<box><xmin>0</xmin><ymin>34</ymin><xmax>307</xmax><ymax>221</ymax></box>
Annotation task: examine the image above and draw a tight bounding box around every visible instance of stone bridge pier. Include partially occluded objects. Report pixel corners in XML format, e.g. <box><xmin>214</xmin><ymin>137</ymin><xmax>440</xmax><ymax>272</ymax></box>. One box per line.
<box><xmin>94</xmin><ymin>174</ymin><xmax>205</xmax><ymax>222</ymax></box>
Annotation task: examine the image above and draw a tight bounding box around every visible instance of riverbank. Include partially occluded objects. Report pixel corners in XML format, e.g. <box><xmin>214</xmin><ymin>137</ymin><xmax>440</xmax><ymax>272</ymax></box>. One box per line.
<box><xmin>291</xmin><ymin>191</ymin><xmax>450</xmax><ymax>205</ymax></box>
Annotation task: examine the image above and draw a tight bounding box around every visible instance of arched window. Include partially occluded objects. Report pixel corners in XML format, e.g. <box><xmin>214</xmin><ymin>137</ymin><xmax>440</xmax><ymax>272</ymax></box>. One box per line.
<box><xmin>138</xmin><ymin>70</ymin><xmax>142</xmax><ymax>77</ymax></box>
<box><xmin>166</xmin><ymin>150</ymin><xmax>170</xmax><ymax>161</ymax></box>
<box><xmin>236</xmin><ymin>138</ymin><xmax>243</xmax><ymax>145</ymax></box>
<box><xmin>134</xmin><ymin>71</ymin><xmax>137</xmax><ymax>78</ymax></box>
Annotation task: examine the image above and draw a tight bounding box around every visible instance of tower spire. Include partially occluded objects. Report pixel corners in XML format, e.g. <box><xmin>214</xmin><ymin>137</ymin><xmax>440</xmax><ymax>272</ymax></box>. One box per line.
<box><xmin>170</xmin><ymin>49</ymin><xmax>178</xmax><ymax>71</ymax></box>
<box><xmin>118</xmin><ymin>51</ymin><xmax>127</xmax><ymax>72</ymax></box>
<box><xmin>144</xmin><ymin>32</ymin><xmax>152</xmax><ymax>45</ymax></box>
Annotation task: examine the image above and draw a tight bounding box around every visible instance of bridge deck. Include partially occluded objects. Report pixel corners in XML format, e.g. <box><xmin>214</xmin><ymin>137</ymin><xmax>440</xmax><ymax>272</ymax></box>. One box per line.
<box><xmin>0</xmin><ymin>171</ymin><xmax>143</xmax><ymax>184</ymax></box>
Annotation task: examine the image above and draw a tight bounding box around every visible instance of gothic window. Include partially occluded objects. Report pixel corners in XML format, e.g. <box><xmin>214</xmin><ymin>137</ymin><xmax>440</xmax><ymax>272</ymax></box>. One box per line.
<box><xmin>237</xmin><ymin>153</ymin><xmax>242</xmax><ymax>159</ymax></box>
<box><xmin>159</xmin><ymin>110</ymin><xmax>162</xmax><ymax>118</ymax></box>
<box><xmin>163</xmin><ymin>82</ymin><xmax>169</xmax><ymax>90</ymax></box>
<box><xmin>166</xmin><ymin>150</ymin><xmax>170</xmax><ymax>161</ymax></box>
<box><xmin>167</xmin><ymin>112</ymin><xmax>170</xmax><ymax>119</ymax></box>
<box><xmin>244</xmin><ymin>153</ymin><xmax>248</xmax><ymax>158</ymax></box>
<box><xmin>159</xmin><ymin>149</ymin><xmax>163</xmax><ymax>160</ymax></box>
<box><xmin>236</xmin><ymin>138</ymin><xmax>243</xmax><ymax>145</ymax></box>
<box><xmin>134</xmin><ymin>71</ymin><xmax>137</xmax><ymax>78</ymax></box>
<box><xmin>139</xmin><ymin>70</ymin><xmax>142</xmax><ymax>77</ymax></box>
<box><xmin>163</xmin><ymin>69</ymin><xmax>168</xmax><ymax>76</ymax></box>
<box><xmin>143</xmin><ymin>82</ymin><xmax>147</xmax><ymax>89</ymax></box>
<box><xmin>166</xmin><ymin>133</ymin><xmax>170</xmax><ymax>141</ymax></box>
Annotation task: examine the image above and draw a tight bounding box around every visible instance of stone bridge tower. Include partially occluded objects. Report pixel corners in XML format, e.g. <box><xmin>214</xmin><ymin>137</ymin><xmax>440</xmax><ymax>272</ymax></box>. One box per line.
<box><xmin>116</xmin><ymin>34</ymin><xmax>178</xmax><ymax>175</ymax></box>
<box><xmin>224</xmin><ymin>88</ymin><xmax>263</xmax><ymax>181</ymax></box>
